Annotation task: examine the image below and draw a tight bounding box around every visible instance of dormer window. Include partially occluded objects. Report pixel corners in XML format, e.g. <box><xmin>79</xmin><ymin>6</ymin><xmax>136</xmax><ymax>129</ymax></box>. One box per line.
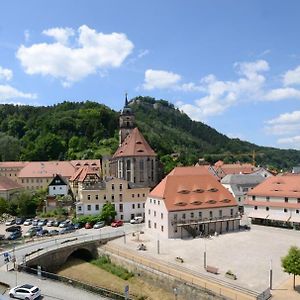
<box><xmin>190</xmin><ymin>200</ymin><xmax>202</xmax><ymax>205</ymax></box>
<box><xmin>206</xmin><ymin>200</ymin><xmax>217</xmax><ymax>204</ymax></box>
<box><xmin>208</xmin><ymin>188</ymin><xmax>218</xmax><ymax>192</ymax></box>
<box><xmin>174</xmin><ymin>201</ymin><xmax>188</xmax><ymax>206</ymax></box>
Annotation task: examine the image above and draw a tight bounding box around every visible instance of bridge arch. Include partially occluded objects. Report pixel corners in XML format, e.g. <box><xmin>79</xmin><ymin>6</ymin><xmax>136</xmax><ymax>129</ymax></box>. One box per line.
<box><xmin>67</xmin><ymin>247</ymin><xmax>95</xmax><ymax>262</ymax></box>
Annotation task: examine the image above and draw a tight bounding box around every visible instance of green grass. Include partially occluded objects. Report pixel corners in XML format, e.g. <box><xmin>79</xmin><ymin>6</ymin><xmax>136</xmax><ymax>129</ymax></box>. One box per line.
<box><xmin>91</xmin><ymin>255</ymin><xmax>134</xmax><ymax>280</ymax></box>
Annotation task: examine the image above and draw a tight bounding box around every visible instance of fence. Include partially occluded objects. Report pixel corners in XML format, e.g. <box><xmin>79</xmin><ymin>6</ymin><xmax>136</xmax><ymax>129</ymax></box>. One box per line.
<box><xmin>103</xmin><ymin>244</ymin><xmax>271</xmax><ymax>300</ymax></box>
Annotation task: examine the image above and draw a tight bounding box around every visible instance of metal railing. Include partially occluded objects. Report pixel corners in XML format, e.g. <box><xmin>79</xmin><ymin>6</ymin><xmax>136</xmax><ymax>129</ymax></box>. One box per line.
<box><xmin>173</xmin><ymin>214</ymin><xmax>241</xmax><ymax>226</ymax></box>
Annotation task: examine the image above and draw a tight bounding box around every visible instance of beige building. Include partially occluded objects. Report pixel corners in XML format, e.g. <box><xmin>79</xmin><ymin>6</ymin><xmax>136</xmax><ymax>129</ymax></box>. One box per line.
<box><xmin>18</xmin><ymin>161</ymin><xmax>75</xmax><ymax>191</ymax></box>
<box><xmin>0</xmin><ymin>176</ymin><xmax>24</xmax><ymax>200</ymax></box>
<box><xmin>0</xmin><ymin>161</ymin><xmax>28</xmax><ymax>183</ymax></box>
<box><xmin>145</xmin><ymin>166</ymin><xmax>240</xmax><ymax>239</ymax></box>
<box><xmin>76</xmin><ymin>176</ymin><xmax>150</xmax><ymax>221</ymax></box>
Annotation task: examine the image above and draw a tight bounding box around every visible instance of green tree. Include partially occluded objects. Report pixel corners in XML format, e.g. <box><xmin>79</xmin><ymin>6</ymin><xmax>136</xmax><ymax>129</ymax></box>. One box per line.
<box><xmin>0</xmin><ymin>133</ymin><xmax>21</xmax><ymax>161</ymax></box>
<box><xmin>100</xmin><ymin>202</ymin><xmax>117</xmax><ymax>224</ymax></box>
<box><xmin>281</xmin><ymin>246</ymin><xmax>300</xmax><ymax>289</ymax></box>
<box><xmin>0</xmin><ymin>198</ymin><xmax>8</xmax><ymax>214</ymax></box>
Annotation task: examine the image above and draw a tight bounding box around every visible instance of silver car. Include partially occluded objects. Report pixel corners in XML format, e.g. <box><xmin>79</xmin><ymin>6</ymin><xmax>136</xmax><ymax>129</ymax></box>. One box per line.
<box><xmin>9</xmin><ymin>284</ymin><xmax>41</xmax><ymax>299</ymax></box>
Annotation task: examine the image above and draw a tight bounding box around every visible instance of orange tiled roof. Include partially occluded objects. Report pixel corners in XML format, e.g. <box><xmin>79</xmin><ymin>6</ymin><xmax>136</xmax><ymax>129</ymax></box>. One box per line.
<box><xmin>149</xmin><ymin>167</ymin><xmax>237</xmax><ymax>212</ymax></box>
<box><xmin>18</xmin><ymin>161</ymin><xmax>75</xmax><ymax>178</ymax></box>
<box><xmin>247</xmin><ymin>175</ymin><xmax>300</xmax><ymax>198</ymax></box>
<box><xmin>168</xmin><ymin>166</ymin><xmax>212</xmax><ymax>176</ymax></box>
<box><xmin>113</xmin><ymin>127</ymin><xmax>156</xmax><ymax>158</ymax></box>
<box><xmin>0</xmin><ymin>176</ymin><xmax>24</xmax><ymax>191</ymax></box>
<box><xmin>70</xmin><ymin>159</ymin><xmax>101</xmax><ymax>170</ymax></box>
<box><xmin>70</xmin><ymin>166</ymin><xmax>100</xmax><ymax>182</ymax></box>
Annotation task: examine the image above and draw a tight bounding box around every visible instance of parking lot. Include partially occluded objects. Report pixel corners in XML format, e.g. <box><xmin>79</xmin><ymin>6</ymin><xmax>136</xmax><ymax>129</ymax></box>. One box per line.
<box><xmin>109</xmin><ymin>224</ymin><xmax>300</xmax><ymax>293</ymax></box>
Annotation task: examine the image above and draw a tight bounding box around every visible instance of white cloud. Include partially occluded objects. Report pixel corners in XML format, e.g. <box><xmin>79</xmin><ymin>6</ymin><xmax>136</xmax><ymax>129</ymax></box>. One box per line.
<box><xmin>43</xmin><ymin>27</ymin><xmax>75</xmax><ymax>45</ymax></box>
<box><xmin>0</xmin><ymin>84</ymin><xmax>37</xmax><ymax>101</ymax></box>
<box><xmin>264</xmin><ymin>87</ymin><xmax>300</xmax><ymax>101</ymax></box>
<box><xmin>24</xmin><ymin>30</ymin><xmax>30</xmax><ymax>42</ymax></box>
<box><xmin>0</xmin><ymin>66</ymin><xmax>13</xmax><ymax>81</ymax></box>
<box><xmin>16</xmin><ymin>25</ymin><xmax>134</xmax><ymax>86</ymax></box>
<box><xmin>283</xmin><ymin>66</ymin><xmax>300</xmax><ymax>86</ymax></box>
<box><xmin>143</xmin><ymin>69</ymin><xmax>181</xmax><ymax>90</ymax></box>
<box><xmin>277</xmin><ymin>136</ymin><xmax>300</xmax><ymax>149</ymax></box>
<box><xmin>177</xmin><ymin>60</ymin><xmax>269</xmax><ymax>119</ymax></box>
<box><xmin>265</xmin><ymin>110</ymin><xmax>300</xmax><ymax>136</ymax></box>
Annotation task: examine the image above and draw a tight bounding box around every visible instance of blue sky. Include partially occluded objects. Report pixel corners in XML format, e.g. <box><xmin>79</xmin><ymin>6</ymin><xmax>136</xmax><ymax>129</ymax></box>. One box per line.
<box><xmin>1</xmin><ymin>1</ymin><xmax>300</xmax><ymax>149</ymax></box>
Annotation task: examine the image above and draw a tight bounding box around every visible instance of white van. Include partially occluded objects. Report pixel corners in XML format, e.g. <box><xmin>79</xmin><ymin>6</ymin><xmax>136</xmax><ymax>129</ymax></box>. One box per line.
<box><xmin>130</xmin><ymin>216</ymin><xmax>143</xmax><ymax>224</ymax></box>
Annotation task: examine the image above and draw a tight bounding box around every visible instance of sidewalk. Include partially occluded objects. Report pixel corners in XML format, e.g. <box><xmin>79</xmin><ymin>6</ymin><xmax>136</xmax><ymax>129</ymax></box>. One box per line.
<box><xmin>272</xmin><ymin>276</ymin><xmax>300</xmax><ymax>300</ymax></box>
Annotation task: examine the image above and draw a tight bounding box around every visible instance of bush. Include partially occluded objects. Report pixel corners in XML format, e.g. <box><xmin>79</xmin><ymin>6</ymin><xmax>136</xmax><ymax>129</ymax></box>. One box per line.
<box><xmin>91</xmin><ymin>255</ymin><xmax>134</xmax><ymax>280</ymax></box>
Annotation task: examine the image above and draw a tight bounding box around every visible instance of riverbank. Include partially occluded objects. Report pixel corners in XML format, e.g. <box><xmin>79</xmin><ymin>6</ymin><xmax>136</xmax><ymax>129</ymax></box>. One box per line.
<box><xmin>57</xmin><ymin>258</ymin><xmax>179</xmax><ymax>300</ymax></box>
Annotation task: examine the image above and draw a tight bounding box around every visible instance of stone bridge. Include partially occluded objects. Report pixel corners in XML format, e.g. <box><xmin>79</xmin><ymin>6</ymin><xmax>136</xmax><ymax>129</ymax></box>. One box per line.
<box><xmin>24</xmin><ymin>233</ymin><xmax>123</xmax><ymax>272</ymax></box>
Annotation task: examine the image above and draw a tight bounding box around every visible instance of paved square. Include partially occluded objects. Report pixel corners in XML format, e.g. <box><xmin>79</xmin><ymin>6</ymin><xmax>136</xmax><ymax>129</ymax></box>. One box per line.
<box><xmin>110</xmin><ymin>224</ymin><xmax>300</xmax><ymax>293</ymax></box>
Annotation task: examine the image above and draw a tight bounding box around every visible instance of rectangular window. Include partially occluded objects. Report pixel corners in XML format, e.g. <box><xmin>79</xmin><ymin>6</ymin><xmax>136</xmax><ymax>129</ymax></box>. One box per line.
<box><xmin>266</xmin><ymin>196</ymin><xmax>270</xmax><ymax>201</ymax></box>
<box><xmin>138</xmin><ymin>193</ymin><xmax>140</xmax><ymax>197</ymax></box>
<box><xmin>148</xmin><ymin>220</ymin><xmax>151</xmax><ymax>228</ymax></box>
<box><xmin>95</xmin><ymin>204</ymin><xmax>99</xmax><ymax>210</ymax></box>
<box><xmin>161</xmin><ymin>213</ymin><xmax>163</xmax><ymax>219</ymax></box>
<box><xmin>143</xmin><ymin>203</ymin><xmax>145</xmax><ymax>208</ymax></box>
<box><xmin>230</xmin><ymin>209</ymin><xmax>234</xmax><ymax>217</ymax></box>
<box><xmin>154</xmin><ymin>222</ymin><xmax>157</xmax><ymax>229</ymax></box>
<box><xmin>120</xmin><ymin>214</ymin><xmax>123</xmax><ymax>220</ymax></box>
<box><xmin>190</xmin><ymin>212</ymin><xmax>194</xmax><ymax>218</ymax></box>
<box><xmin>104</xmin><ymin>195</ymin><xmax>106</xmax><ymax>200</ymax></box>
<box><xmin>87</xmin><ymin>205</ymin><xmax>91</xmax><ymax>211</ymax></box>
<box><xmin>119</xmin><ymin>184</ymin><xmax>123</xmax><ymax>190</ymax></box>
<box><xmin>119</xmin><ymin>194</ymin><xmax>123</xmax><ymax>201</ymax></box>
<box><xmin>209</xmin><ymin>211</ymin><xmax>213</xmax><ymax>219</ymax></box>
<box><xmin>78</xmin><ymin>206</ymin><xmax>82</xmax><ymax>211</ymax></box>
<box><xmin>199</xmin><ymin>212</ymin><xmax>202</xmax><ymax>218</ymax></box>
<box><xmin>254</xmin><ymin>206</ymin><xmax>258</xmax><ymax>210</ymax></box>
<box><xmin>112</xmin><ymin>184</ymin><xmax>114</xmax><ymax>190</ymax></box>
<box><xmin>112</xmin><ymin>195</ymin><xmax>114</xmax><ymax>201</ymax></box>
<box><xmin>154</xmin><ymin>211</ymin><xmax>156</xmax><ymax>217</ymax></box>
<box><xmin>182</xmin><ymin>213</ymin><xmax>186</xmax><ymax>219</ymax></box>
<box><xmin>174</xmin><ymin>214</ymin><xmax>177</xmax><ymax>220</ymax></box>
<box><xmin>87</xmin><ymin>195</ymin><xmax>91</xmax><ymax>200</ymax></box>
<box><xmin>132</xmin><ymin>204</ymin><xmax>135</xmax><ymax>209</ymax></box>
<box><xmin>153</xmin><ymin>199</ymin><xmax>156</xmax><ymax>204</ymax></box>
<box><xmin>148</xmin><ymin>209</ymin><xmax>150</xmax><ymax>215</ymax></box>
<box><xmin>119</xmin><ymin>204</ymin><xmax>123</xmax><ymax>212</ymax></box>
<box><xmin>132</xmin><ymin>194</ymin><xmax>135</xmax><ymax>198</ymax></box>
<box><xmin>296</xmin><ymin>210</ymin><xmax>299</xmax><ymax>214</ymax></box>
<box><xmin>138</xmin><ymin>203</ymin><xmax>140</xmax><ymax>208</ymax></box>
<box><xmin>219</xmin><ymin>210</ymin><xmax>222</xmax><ymax>217</ymax></box>
<box><xmin>298</xmin><ymin>198</ymin><xmax>300</xmax><ymax>203</ymax></box>
<box><xmin>252</xmin><ymin>196</ymin><xmax>256</xmax><ymax>201</ymax></box>
<box><xmin>284</xmin><ymin>208</ymin><xmax>288</xmax><ymax>213</ymax></box>
<box><xmin>285</xmin><ymin>197</ymin><xmax>288</xmax><ymax>203</ymax></box>
<box><xmin>95</xmin><ymin>195</ymin><xmax>98</xmax><ymax>200</ymax></box>
<box><xmin>161</xmin><ymin>225</ymin><xmax>164</xmax><ymax>232</ymax></box>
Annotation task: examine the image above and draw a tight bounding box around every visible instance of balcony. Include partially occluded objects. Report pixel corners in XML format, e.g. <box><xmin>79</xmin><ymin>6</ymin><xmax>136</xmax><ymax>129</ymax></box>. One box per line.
<box><xmin>172</xmin><ymin>214</ymin><xmax>241</xmax><ymax>227</ymax></box>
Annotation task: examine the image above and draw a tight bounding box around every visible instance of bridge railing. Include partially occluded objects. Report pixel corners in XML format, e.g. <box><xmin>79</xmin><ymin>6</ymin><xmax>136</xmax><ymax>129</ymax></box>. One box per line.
<box><xmin>22</xmin><ymin>230</ymin><xmax>125</xmax><ymax>263</ymax></box>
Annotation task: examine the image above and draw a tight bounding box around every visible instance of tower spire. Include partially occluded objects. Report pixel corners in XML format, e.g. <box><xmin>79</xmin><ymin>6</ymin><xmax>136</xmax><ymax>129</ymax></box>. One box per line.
<box><xmin>125</xmin><ymin>92</ymin><xmax>128</xmax><ymax>107</ymax></box>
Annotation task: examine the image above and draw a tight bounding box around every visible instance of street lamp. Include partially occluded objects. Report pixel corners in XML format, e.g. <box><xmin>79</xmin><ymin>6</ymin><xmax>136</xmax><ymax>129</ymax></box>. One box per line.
<box><xmin>204</xmin><ymin>243</ymin><xmax>207</xmax><ymax>269</ymax></box>
<box><xmin>173</xmin><ymin>287</ymin><xmax>178</xmax><ymax>300</ymax></box>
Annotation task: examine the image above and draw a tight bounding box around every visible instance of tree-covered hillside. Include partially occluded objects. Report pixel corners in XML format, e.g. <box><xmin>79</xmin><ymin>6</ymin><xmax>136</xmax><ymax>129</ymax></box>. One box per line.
<box><xmin>0</xmin><ymin>96</ymin><xmax>299</xmax><ymax>171</ymax></box>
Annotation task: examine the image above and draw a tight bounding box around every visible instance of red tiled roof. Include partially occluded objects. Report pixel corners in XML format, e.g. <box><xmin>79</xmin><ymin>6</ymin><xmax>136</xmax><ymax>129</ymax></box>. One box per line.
<box><xmin>168</xmin><ymin>166</ymin><xmax>212</xmax><ymax>176</ymax></box>
<box><xmin>149</xmin><ymin>167</ymin><xmax>237</xmax><ymax>212</ymax></box>
<box><xmin>0</xmin><ymin>176</ymin><xmax>24</xmax><ymax>191</ymax></box>
<box><xmin>247</xmin><ymin>175</ymin><xmax>300</xmax><ymax>198</ymax></box>
<box><xmin>0</xmin><ymin>161</ymin><xmax>28</xmax><ymax>168</ymax></box>
<box><xmin>18</xmin><ymin>161</ymin><xmax>75</xmax><ymax>178</ymax></box>
<box><xmin>113</xmin><ymin>127</ymin><xmax>156</xmax><ymax>158</ymax></box>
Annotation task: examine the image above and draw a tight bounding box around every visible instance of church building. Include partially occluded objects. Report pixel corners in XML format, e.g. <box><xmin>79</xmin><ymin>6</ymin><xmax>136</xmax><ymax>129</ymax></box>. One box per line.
<box><xmin>110</xmin><ymin>95</ymin><xmax>160</xmax><ymax>188</ymax></box>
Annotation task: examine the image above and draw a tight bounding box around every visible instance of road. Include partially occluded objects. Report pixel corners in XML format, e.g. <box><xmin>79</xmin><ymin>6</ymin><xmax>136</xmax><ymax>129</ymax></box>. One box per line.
<box><xmin>0</xmin><ymin>223</ymin><xmax>140</xmax><ymax>299</ymax></box>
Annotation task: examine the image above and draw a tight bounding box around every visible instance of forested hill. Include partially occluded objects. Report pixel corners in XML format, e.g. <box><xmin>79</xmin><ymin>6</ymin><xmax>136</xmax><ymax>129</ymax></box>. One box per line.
<box><xmin>0</xmin><ymin>96</ymin><xmax>299</xmax><ymax>171</ymax></box>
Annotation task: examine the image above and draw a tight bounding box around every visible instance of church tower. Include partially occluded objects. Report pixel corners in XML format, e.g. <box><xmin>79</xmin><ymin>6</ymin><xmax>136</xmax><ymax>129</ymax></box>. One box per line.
<box><xmin>119</xmin><ymin>93</ymin><xmax>135</xmax><ymax>145</ymax></box>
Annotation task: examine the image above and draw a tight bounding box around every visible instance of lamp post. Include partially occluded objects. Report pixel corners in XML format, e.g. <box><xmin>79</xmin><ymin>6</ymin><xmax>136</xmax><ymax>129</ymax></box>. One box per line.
<box><xmin>173</xmin><ymin>287</ymin><xmax>178</xmax><ymax>300</ymax></box>
<box><xmin>269</xmin><ymin>259</ymin><xmax>273</xmax><ymax>290</ymax></box>
<box><xmin>204</xmin><ymin>243</ymin><xmax>207</xmax><ymax>269</ymax></box>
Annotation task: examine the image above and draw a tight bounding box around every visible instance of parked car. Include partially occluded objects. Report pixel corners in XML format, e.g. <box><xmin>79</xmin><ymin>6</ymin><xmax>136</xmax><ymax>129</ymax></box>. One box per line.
<box><xmin>74</xmin><ymin>223</ymin><xmax>83</xmax><ymax>229</ymax></box>
<box><xmin>5</xmin><ymin>219</ymin><xmax>16</xmax><ymax>226</ymax></box>
<box><xmin>36</xmin><ymin>229</ymin><xmax>49</xmax><ymax>237</ymax></box>
<box><xmin>15</xmin><ymin>217</ymin><xmax>25</xmax><ymax>225</ymax></box>
<box><xmin>38</xmin><ymin>219</ymin><xmax>47</xmax><ymax>226</ymax></box>
<box><xmin>130</xmin><ymin>216</ymin><xmax>144</xmax><ymax>224</ymax></box>
<box><xmin>24</xmin><ymin>227</ymin><xmax>41</xmax><ymax>238</ymax></box>
<box><xmin>7</xmin><ymin>231</ymin><xmax>22</xmax><ymax>240</ymax></box>
<box><xmin>6</xmin><ymin>225</ymin><xmax>21</xmax><ymax>233</ymax></box>
<box><xmin>23</xmin><ymin>219</ymin><xmax>32</xmax><ymax>226</ymax></box>
<box><xmin>46</xmin><ymin>220</ymin><xmax>55</xmax><ymax>227</ymax></box>
<box><xmin>111</xmin><ymin>220</ymin><xmax>123</xmax><ymax>227</ymax></box>
<box><xmin>59</xmin><ymin>221</ymin><xmax>70</xmax><ymax>228</ymax></box>
<box><xmin>93</xmin><ymin>221</ymin><xmax>105</xmax><ymax>229</ymax></box>
<box><xmin>53</xmin><ymin>220</ymin><xmax>60</xmax><ymax>227</ymax></box>
<box><xmin>9</xmin><ymin>284</ymin><xmax>41</xmax><ymax>300</ymax></box>
<box><xmin>84</xmin><ymin>222</ymin><xmax>93</xmax><ymax>229</ymax></box>
<box><xmin>48</xmin><ymin>229</ymin><xmax>59</xmax><ymax>236</ymax></box>
<box><xmin>60</xmin><ymin>226</ymin><xmax>75</xmax><ymax>235</ymax></box>
<box><xmin>32</xmin><ymin>219</ymin><xmax>40</xmax><ymax>226</ymax></box>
